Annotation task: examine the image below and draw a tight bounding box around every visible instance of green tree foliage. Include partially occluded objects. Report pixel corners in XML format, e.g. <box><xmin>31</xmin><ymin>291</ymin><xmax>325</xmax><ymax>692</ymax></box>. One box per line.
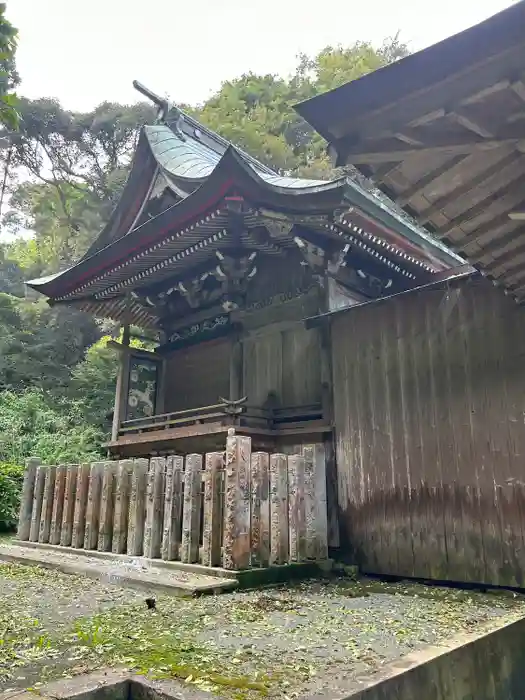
<box><xmin>0</xmin><ymin>3</ymin><xmax>18</xmax><ymax>130</ymax></box>
<box><xmin>0</xmin><ymin>461</ymin><xmax>24</xmax><ymax>531</ymax></box>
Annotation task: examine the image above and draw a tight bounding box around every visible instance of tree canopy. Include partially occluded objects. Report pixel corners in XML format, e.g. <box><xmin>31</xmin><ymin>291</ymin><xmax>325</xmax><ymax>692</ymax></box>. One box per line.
<box><xmin>0</xmin><ymin>36</ymin><xmax>408</xmax><ymax>464</ymax></box>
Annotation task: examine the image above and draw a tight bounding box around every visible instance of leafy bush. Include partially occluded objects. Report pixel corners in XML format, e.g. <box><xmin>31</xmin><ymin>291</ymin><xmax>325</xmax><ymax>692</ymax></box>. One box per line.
<box><xmin>0</xmin><ymin>461</ymin><xmax>24</xmax><ymax>532</ymax></box>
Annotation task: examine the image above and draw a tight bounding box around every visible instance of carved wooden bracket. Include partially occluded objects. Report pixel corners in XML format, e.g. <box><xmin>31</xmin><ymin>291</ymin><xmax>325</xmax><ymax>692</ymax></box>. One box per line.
<box><xmin>294</xmin><ymin>237</ymin><xmax>350</xmax><ymax>287</ymax></box>
<box><xmin>212</xmin><ymin>250</ymin><xmax>258</xmax><ymax>311</ymax></box>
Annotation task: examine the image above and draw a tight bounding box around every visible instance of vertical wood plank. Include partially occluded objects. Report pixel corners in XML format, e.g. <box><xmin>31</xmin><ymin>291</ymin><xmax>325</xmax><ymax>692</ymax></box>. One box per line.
<box><xmin>162</xmin><ymin>455</ymin><xmax>184</xmax><ymax>561</ymax></box>
<box><xmin>250</xmin><ymin>451</ymin><xmax>270</xmax><ymax>567</ymax></box>
<box><xmin>39</xmin><ymin>466</ymin><xmax>56</xmax><ymax>544</ymax></box>
<box><xmin>288</xmin><ymin>454</ymin><xmax>306</xmax><ymax>562</ymax></box>
<box><xmin>84</xmin><ymin>462</ymin><xmax>103</xmax><ymax>550</ymax></box>
<box><xmin>270</xmin><ymin>453</ymin><xmax>289</xmax><ymax>565</ymax></box>
<box><xmin>50</xmin><ymin>465</ymin><xmax>67</xmax><ymax>545</ymax></box>
<box><xmin>223</xmin><ymin>433</ymin><xmax>251</xmax><ymax>570</ymax></box>
<box><xmin>180</xmin><ymin>454</ymin><xmax>202</xmax><ymax>564</ymax></box>
<box><xmin>112</xmin><ymin>459</ymin><xmax>133</xmax><ymax>554</ymax></box>
<box><xmin>202</xmin><ymin>452</ymin><xmax>223</xmax><ymax>567</ymax></box>
<box><xmin>29</xmin><ymin>466</ymin><xmax>46</xmax><ymax>542</ymax></box>
<box><xmin>17</xmin><ymin>457</ymin><xmax>40</xmax><ymax>541</ymax></box>
<box><xmin>98</xmin><ymin>461</ymin><xmax>116</xmax><ymax>552</ymax></box>
<box><xmin>60</xmin><ymin>465</ymin><xmax>78</xmax><ymax>546</ymax></box>
<box><xmin>143</xmin><ymin>457</ymin><xmax>165</xmax><ymax>559</ymax></box>
<box><xmin>72</xmin><ymin>464</ymin><xmax>90</xmax><ymax>548</ymax></box>
<box><xmin>127</xmin><ymin>458</ymin><xmax>148</xmax><ymax>556</ymax></box>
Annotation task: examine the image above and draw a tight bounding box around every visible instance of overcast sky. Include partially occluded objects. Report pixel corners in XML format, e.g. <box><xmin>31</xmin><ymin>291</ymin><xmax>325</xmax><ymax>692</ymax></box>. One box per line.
<box><xmin>8</xmin><ymin>0</ymin><xmax>515</xmax><ymax>111</ymax></box>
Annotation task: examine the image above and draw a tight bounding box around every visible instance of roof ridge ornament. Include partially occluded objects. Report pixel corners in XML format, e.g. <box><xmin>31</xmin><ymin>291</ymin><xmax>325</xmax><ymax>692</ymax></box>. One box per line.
<box><xmin>132</xmin><ymin>80</ymin><xmax>186</xmax><ymax>141</ymax></box>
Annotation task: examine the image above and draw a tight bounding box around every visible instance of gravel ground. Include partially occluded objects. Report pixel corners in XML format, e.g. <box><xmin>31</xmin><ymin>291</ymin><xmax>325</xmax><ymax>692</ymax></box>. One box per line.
<box><xmin>1</xmin><ymin>562</ymin><xmax>524</xmax><ymax>698</ymax></box>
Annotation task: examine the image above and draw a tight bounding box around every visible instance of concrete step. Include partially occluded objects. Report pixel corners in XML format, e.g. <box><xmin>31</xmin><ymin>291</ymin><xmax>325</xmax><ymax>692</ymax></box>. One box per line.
<box><xmin>0</xmin><ymin>542</ymin><xmax>238</xmax><ymax>596</ymax></box>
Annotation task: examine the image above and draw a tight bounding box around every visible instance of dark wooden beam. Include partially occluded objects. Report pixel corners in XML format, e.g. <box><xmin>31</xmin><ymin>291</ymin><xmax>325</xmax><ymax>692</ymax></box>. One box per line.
<box><xmin>337</xmin><ymin>135</ymin><xmax>523</xmax><ymax>165</ymax></box>
<box><xmin>417</xmin><ymin>150</ymin><xmax>520</xmax><ymax>223</ymax></box>
<box><xmin>453</xmin><ymin>204</ymin><xmax>525</xmax><ymax>251</ymax></box>
<box><xmin>483</xmin><ymin>236</ymin><xmax>525</xmax><ymax>273</ymax></box>
<box><xmin>396</xmin><ymin>155</ymin><xmax>467</xmax><ymax>206</ymax></box>
<box><xmin>436</xmin><ymin>176</ymin><xmax>525</xmax><ymax>238</ymax></box>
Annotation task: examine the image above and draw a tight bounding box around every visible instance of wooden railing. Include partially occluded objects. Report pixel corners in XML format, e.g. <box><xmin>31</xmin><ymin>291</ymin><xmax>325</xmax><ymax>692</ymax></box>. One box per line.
<box><xmin>118</xmin><ymin>399</ymin><xmax>325</xmax><ymax>437</ymax></box>
<box><xmin>17</xmin><ymin>433</ymin><xmax>329</xmax><ymax>570</ymax></box>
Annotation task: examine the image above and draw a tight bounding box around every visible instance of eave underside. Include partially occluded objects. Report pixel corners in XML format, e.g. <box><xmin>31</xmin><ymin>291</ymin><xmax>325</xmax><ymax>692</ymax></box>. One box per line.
<box><xmin>295</xmin><ymin>2</ymin><xmax>525</xmax><ymax>300</ymax></box>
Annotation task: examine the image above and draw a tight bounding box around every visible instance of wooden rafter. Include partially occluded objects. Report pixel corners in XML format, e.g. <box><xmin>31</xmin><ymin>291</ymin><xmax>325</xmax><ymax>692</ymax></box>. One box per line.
<box><xmin>396</xmin><ymin>155</ymin><xmax>467</xmax><ymax>206</ymax></box>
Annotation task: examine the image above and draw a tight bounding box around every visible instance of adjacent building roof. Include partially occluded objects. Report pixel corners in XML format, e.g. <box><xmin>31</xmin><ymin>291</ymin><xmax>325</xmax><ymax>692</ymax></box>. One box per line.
<box><xmin>28</xmin><ymin>89</ymin><xmax>464</xmax><ymax>327</ymax></box>
<box><xmin>295</xmin><ymin>1</ymin><xmax>525</xmax><ymax>301</ymax></box>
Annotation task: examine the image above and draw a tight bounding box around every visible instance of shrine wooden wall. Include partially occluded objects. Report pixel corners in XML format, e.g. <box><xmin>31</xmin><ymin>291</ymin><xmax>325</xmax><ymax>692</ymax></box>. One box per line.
<box><xmin>331</xmin><ymin>275</ymin><xmax>525</xmax><ymax>587</ymax></box>
<box><xmin>164</xmin><ymin>339</ymin><xmax>230</xmax><ymax>412</ymax></box>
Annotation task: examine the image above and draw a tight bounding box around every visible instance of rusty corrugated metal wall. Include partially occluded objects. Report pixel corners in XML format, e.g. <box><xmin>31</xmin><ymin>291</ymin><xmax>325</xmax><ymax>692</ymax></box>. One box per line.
<box><xmin>331</xmin><ymin>276</ymin><xmax>525</xmax><ymax>587</ymax></box>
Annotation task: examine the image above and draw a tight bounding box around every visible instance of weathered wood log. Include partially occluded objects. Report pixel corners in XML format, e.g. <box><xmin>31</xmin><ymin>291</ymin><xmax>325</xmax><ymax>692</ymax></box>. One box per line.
<box><xmin>202</xmin><ymin>452</ymin><xmax>223</xmax><ymax>567</ymax></box>
<box><xmin>60</xmin><ymin>465</ymin><xmax>78</xmax><ymax>546</ymax></box>
<box><xmin>98</xmin><ymin>462</ymin><xmax>116</xmax><ymax>551</ymax></box>
<box><xmin>223</xmin><ymin>432</ymin><xmax>251</xmax><ymax>570</ymax></box>
<box><xmin>143</xmin><ymin>457</ymin><xmax>164</xmax><ymax>559</ymax></box>
<box><xmin>180</xmin><ymin>454</ymin><xmax>202</xmax><ymax>564</ymax></box>
<box><xmin>39</xmin><ymin>466</ymin><xmax>56</xmax><ymax>544</ymax></box>
<box><xmin>112</xmin><ymin>459</ymin><xmax>133</xmax><ymax>554</ymax></box>
<box><xmin>17</xmin><ymin>457</ymin><xmax>40</xmax><ymax>541</ymax></box>
<box><xmin>250</xmin><ymin>452</ymin><xmax>270</xmax><ymax>567</ymax></box>
<box><xmin>127</xmin><ymin>458</ymin><xmax>148</xmax><ymax>556</ymax></box>
<box><xmin>72</xmin><ymin>464</ymin><xmax>90</xmax><ymax>548</ymax></box>
<box><xmin>50</xmin><ymin>465</ymin><xmax>67</xmax><ymax>545</ymax></box>
<box><xmin>29</xmin><ymin>466</ymin><xmax>46</xmax><ymax>542</ymax></box>
<box><xmin>270</xmin><ymin>454</ymin><xmax>289</xmax><ymax>565</ymax></box>
<box><xmin>162</xmin><ymin>455</ymin><xmax>183</xmax><ymax>561</ymax></box>
<box><xmin>84</xmin><ymin>462</ymin><xmax>103</xmax><ymax>550</ymax></box>
<box><xmin>288</xmin><ymin>454</ymin><xmax>306</xmax><ymax>562</ymax></box>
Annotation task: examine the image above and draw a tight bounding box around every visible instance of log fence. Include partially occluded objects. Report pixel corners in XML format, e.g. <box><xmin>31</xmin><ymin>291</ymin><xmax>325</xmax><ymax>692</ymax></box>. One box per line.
<box><xmin>16</xmin><ymin>432</ymin><xmax>328</xmax><ymax>570</ymax></box>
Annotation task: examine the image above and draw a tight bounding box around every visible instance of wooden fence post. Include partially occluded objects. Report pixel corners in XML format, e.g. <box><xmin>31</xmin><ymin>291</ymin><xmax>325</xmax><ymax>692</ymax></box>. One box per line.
<box><xmin>112</xmin><ymin>459</ymin><xmax>133</xmax><ymax>554</ymax></box>
<box><xmin>17</xmin><ymin>457</ymin><xmax>40</xmax><ymax>541</ymax></box>
<box><xmin>50</xmin><ymin>465</ymin><xmax>67</xmax><ymax>545</ymax></box>
<box><xmin>39</xmin><ymin>466</ymin><xmax>56</xmax><ymax>544</ymax></box>
<box><xmin>98</xmin><ymin>461</ymin><xmax>116</xmax><ymax>552</ymax></box>
<box><xmin>288</xmin><ymin>454</ymin><xmax>306</xmax><ymax>562</ymax></box>
<box><xmin>29</xmin><ymin>466</ymin><xmax>46</xmax><ymax>542</ymax></box>
<box><xmin>270</xmin><ymin>454</ymin><xmax>289</xmax><ymax>565</ymax></box>
<box><xmin>127</xmin><ymin>458</ymin><xmax>148</xmax><ymax>556</ymax></box>
<box><xmin>303</xmin><ymin>444</ymin><xmax>328</xmax><ymax>559</ymax></box>
<box><xmin>60</xmin><ymin>465</ymin><xmax>78</xmax><ymax>546</ymax></box>
<box><xmin>143</xmin><ymin>457</ymin><xmax>164</xmax><ymax>559</ymax></box>
<box><xmin>202</xmin><ymin>452</ymin><xmax>223</xmax><ymax>567</ymax></box>
<box><xmin>223</xmin><ymin>432</ymin><xmax>251</xmax><ymax>570</ymax></box>
<box><xmin>251</xmin><ymin>452</ymin><xmax>270</xmax><ymax>567</ymax></box>
<box><xmin>180</xmin><ymin>454</ymin><xmax>202</xmax><ymax>563</ymax></box>
<box><xmin>72</xmin><ymin>464</ymin><xmax>90</xmax><ymax>548</ymax></box>
<box><xmin>162</xmin><ymin>455</ymin><xmax>183</xmax><ymax>561</ymax></box>
<box><xmin>84</xmin><ymin>462</ymin><xmax>103</xmax><ymax>550</ymax></box>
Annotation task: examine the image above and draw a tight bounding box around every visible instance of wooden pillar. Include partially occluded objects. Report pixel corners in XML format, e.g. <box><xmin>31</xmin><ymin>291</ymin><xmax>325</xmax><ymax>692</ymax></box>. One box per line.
<box><xmin>270</xmin><ymin>453</ymin><xmax>289</xmax><ymax>565</ymax></box>
<box><xmin>84</xmin><ymin>462</ymin><xmax>103</xmax><ymax>550</ymax></box>
<box><xmin>111</xmin><ymin>324</ymin><xmax>131</xmax><ymax>441</ymax></box>
<box><xmin>112</xmin><ymin>459</ymin><xmax>133</xmax><ymax>553</ymax></box>
<box><xmin>72</xmin><ymin>464</ymin><xmax>90</xmax><ymax>548</ymax></box>
<box><xmin>143</xmin><ymin>457</ymin><xmax>164</xmax><ymax>559</ymax></box>
<box><xmin>288</xmin><ymin>454</ymin><xmax>306</xmax><ymax>562</ymax></box>
<box><xmin>98</xmin><ymin>462</ymin><xmax>116</xmax><ymax>551</ymax></box>
<box><xmin>127</xmin><ymin>458</ymin><xmax>148</xmax><ymax>556</ymax></box>
<box><xmin>50</xmin><ymin>465</ymin><xmax>67</xmax><ymax>545</ymax></box>
<box><xmin>17</xmin><ymin>457</ymin><xmax>40</xmax><ymax>541</ymax></box>
<box><xmin>180</xmin><ymin>454</ymin><xmax>202</xmax><ymax>564</ymax></box>
<box><xmin>202</xmin><ymin>452</ymin><xmax>223</xmax><ymax>567</ymax></box>
<box><xmin>303</xmin><ymin>444</ymin><xmax>328</xmax><ymax>559</ymax></box>
<box><xmin>223</xmin><ymin>431</ymin><xmax>251</xmax><ymax>570</ymax></box>
<box><xmin>39</xmin><ymin>466</ymin><xmax>56</xmax><ymax>543</ymax></box>
<box><xmin>162</xmin><ymin>455</ymin><xmax>183</xmax><ymax>561</ymax></box>
<box><xmin>29</xmin><ymin>466</ymin><xmax>46</xmax><ymax>542</ymax></box>
<box><xmin>60</xmin><ymin>465</ymin><xmax>78</xmax><ymax>546</ymax></box>
<box><xmin>250</xmin><ymin>452</ymin><xmax>270</xmax><ymax>567</ymax></box>
<box><xmin>229</xmin><ymin>334</ymin><xmax>243</xmax><ymax>400</ymax></box>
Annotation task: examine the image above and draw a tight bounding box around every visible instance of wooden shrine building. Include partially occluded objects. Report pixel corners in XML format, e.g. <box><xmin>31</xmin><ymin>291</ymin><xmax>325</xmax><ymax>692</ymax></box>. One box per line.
<box><xmin>28</xmin><ymin>81</ymin><xmax>461</xmax><ymax>470</ymax></box>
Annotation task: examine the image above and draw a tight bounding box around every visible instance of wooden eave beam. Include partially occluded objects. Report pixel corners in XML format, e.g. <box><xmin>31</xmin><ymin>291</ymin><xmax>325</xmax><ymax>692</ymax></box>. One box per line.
<box><xmin>336</xmin><ymin>136</ymin><xmax>524</xmax><ymax>165</ymax></box>
<box><xmin>396</xmin><ymin>155</ymin><xmax>467</xmax><ymax>206</ymax></box>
